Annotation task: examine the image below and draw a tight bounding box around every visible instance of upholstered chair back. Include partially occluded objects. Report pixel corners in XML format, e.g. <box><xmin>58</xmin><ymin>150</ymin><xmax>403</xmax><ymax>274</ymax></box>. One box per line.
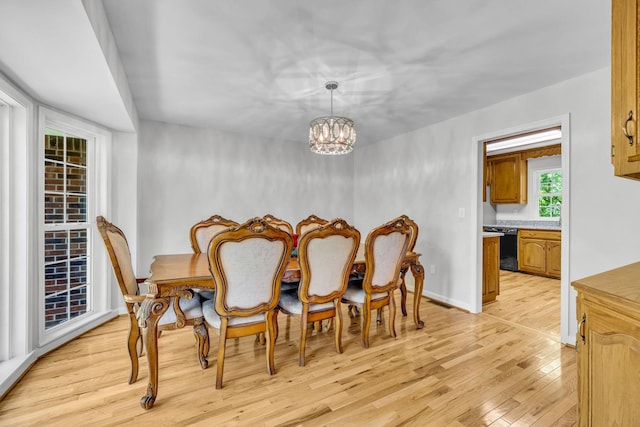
<box><xmin>364</xmin><ymin>218</ymin><xmax>411</xmax><ymax>293</ymax></box>
<box><xmin>398</xmin><ymin>214</ymin><xmax>419</xmax><ymax>252</ymax></box>
<box><xmin>295</xmin><ymin>214</ymin><xmax>329</xmax><ymax>236</ymax></box>
<box><xmin>298</xmin><ymin>218</ymin><xmax>360</xmax><ymax>304</ymax></box>
<box><xmin>97</xmin><ymin>216</ymin><xmax>138</xmax><ymax>297</ymax></box>
<box><xmin>262</xmin><ymin>214</ymin><xmax>293</xmax><ymax>235</ymax></box>
<box><xmin>190</xmin><ymin>215</ymin><xmax>238</xmax><ymax>253</ymax></box>
<box><xmin>208</xmin><ymin>217</ymin><xmax>292</xmax><ymax>316</ymax></box>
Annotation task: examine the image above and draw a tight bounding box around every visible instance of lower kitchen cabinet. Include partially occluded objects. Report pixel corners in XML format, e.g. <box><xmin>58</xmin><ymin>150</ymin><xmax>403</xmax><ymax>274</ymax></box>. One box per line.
<box><xmin>572</xmin><ymin>262</ymin><xmax>640</xmax><ymax>426</ymax></box>
<box><xmin>517</xmin><ymin>228</ymin><xmax>561</xmax><ymax>279</ymax></box>
<box><xmin>482</xmin><ymin>235</ymin><xmax>500</xmax><ymax>303</ymax></box>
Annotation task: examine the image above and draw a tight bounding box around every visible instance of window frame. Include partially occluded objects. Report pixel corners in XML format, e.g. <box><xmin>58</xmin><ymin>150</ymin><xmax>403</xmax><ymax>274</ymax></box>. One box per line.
<box><xmin>38</xmin><ymin>108</ymin><xmax>113</xmax><ymax>347</ymax></box>
<box><xmin>534</xmin><ymin>167</ymin><xmax>562</xmax><ymax>220</ymax></box>
<box><xmin>0</xmin><ymin>76</ymin><xmax>36</xmax><ymax>395</ymax></box>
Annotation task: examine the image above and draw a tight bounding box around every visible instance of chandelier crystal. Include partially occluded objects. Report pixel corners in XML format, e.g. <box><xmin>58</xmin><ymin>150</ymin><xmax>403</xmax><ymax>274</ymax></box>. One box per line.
<box><xmin>309</xmin><ymin>81</ymin><xmax>356</xmax><ymax>155</ymax></box>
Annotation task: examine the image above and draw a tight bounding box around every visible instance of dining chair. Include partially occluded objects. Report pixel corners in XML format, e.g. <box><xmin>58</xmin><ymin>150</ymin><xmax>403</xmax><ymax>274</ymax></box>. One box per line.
<box><xmin>190</xmin><ymin>215</ymin><xmax>239</xmax><ymax>299</ymax></box>
<box><xmin>397</xmin><ymin>214</ymin><xmax>419</xmax><ymax>317</ymax></box>
<box><xmin>295</xmin><ymin>214</ymin><xmax>329</xmax><ymax>236</ymax></box>
<box><xmin>341</xmin><ymin>216</ymin><xmax>412</xmax><ymax>348</ymax></box>
<box><xmin>263</xmin><ymin>214</ymin><xmax>297</xmax><ymax>292</ymax></box>
<box><xmin>262</xmin><ymin>213</ymin><xmax>294</xmax><ymax>235</ymax></box>
<box><xmin>190</xmin><ymin>214</ymin><xmax>239</xmax><ymax>253</ymax></box>
<box><xmin>203</xmin><ymin>217</ymin><xmax>292</xmax><ymax>389</ymax></box>
<box><xmin>293</xmin><ymin>214</ymin><xmax>331</xmax><ymax>331</ymax></box>
<box><xmin>96</xmin><ymin>216</ymin><xmax>209</xmax><ymax>384</ymax></box>
<box><xmin>277</xmin><ymin>218</ymin><xmax>360</xmax><ymax>366</ymax></box>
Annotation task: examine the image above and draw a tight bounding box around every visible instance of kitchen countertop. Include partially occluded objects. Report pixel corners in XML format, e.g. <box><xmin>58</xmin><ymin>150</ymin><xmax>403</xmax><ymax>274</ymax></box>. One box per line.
<box><xmin>484</xmin><ymin>222</ymin><xmax>561</xmax><ymax>231</ymax></box>
<box><xmin>483</xmin><ymin>231</ymin><xmax>504</xmax><ymax>237</ymax></box>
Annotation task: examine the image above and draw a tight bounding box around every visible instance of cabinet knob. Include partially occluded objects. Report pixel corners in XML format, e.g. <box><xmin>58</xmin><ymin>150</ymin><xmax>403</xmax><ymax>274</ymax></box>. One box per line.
<box><xmin>623</xmin><ymin>110</ymin><xmax>634</xmax><ymax>146</ymax></box>
<box><xmin>579</xmin><ymin>313</ymin><xmax>586</xmax><ymax>345</ymax></box>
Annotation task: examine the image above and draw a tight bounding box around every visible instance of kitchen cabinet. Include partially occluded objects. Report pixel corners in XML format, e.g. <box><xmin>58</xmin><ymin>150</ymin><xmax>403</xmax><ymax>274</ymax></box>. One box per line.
<box><xmin>482</xmin><ymin>235</ymin><xmax>500</xmax><ymax>303</ymax></box>
<box><xmin>572</xmin><ymin>262</ymin><xmax>640</xmax><ymax>425</ymax></box>
<box><xmin>517</xmin><ymin>228</ymin><xmax>561</xmax><ymax>279</ymax></box>
<box><xmin>611</xmin><ymin>0</ymin><xmax>640</xmax><ymax>179</ymax></box>
<box><xmin>488</xmin><ymin>152</ymin><xmax>527</xmax><ymax>204</ymax></box>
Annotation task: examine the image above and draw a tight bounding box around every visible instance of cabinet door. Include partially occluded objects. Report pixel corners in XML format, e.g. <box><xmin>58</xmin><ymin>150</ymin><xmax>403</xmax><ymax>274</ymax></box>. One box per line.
<box><xmin>489</xmin><ymin>153</ymin><xmax>526</xmax><ymax>204</ymax></box>
<box><xmin>578</xmin><ymin>301</ymin><xmax>640</xmax><ymax>425</ymax></box>
<box><xmin>611</xmin><ymin>0</ymin><xmax>640</xmax><ymax>179</ymax></box>
<box><xmin>518</xmin><ymin>238</ymin><xmax>546</xmax><ymax>275</ymax></box>
<box><xmin>482</xmin><ymin>236</ymin><xmax>500</xmax><ymax>303</ymax></box>
<box><xmin>546</xmin><ymin>240</ymin><xmax>562</xmax><ymax>278</ymax></box>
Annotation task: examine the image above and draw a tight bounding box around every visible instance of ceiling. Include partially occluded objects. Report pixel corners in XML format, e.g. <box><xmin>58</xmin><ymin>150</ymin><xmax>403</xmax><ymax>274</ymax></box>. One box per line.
<box><xmin>0</xmin><ymin>1</ymin><xmax>611</xmax><ymax>146</ymax></box>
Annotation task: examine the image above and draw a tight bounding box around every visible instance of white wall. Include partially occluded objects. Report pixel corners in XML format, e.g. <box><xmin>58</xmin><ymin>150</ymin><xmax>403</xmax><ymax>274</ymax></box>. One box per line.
<box><xmin>354</xmin><ymin>110</ymin><xmax>476</xmax><ymax>309</ymax></box>
<box><xmin>136</xmin><ymin>120</ymin><xmax>355</xmax><ymax>271</ymax></box>
<box><xmin>355</xmin><ymin>67</ymin><xmax>640</xmax><ymax>343</ymax></box>
<box><xmin>110</xmin><ymin>131</ymin><xmax>138</xmax><ymax>309</ymax></box>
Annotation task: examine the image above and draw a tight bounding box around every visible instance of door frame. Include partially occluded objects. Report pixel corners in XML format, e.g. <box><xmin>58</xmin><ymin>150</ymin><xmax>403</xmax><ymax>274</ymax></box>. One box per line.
<box><xmin>471</xmin><ymin>114</ymin><xmax>572</xmax><ymax>344</ymax></box>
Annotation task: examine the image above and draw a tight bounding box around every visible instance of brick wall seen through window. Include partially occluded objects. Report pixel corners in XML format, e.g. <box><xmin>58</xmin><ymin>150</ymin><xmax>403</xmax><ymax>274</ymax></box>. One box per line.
<box><xmin>43</xmin><ymin>132</ymin><xmax>90</xmax><ymax>329</ymax></box>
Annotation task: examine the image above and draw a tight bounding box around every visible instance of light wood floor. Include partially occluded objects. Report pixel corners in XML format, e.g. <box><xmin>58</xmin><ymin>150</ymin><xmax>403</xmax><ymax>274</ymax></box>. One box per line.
<box><xmin>0</xmin><ymin>271</ymin><xmax>575</xmax><ymax>426</ymax></box>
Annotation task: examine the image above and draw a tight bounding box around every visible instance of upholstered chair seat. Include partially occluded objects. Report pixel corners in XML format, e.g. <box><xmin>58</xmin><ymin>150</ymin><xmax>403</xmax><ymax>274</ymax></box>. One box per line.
<box><xmin>342</xmin><ymin>283</ymin><xmax>393</xmax><ymax>304</ymax></box>
<box><xmin>158</xmin><ymin>296</ymin><xmax>204</xmax><ymax>326</ymax></box>
<box><xmin>202</xmin><ymin>300</ymin><xmax>265</xmax><ymax>328</ymax></box>
<box><xmin>277</xmin><ymin>292</ymin><xmax>335</xmax><ymax>314</ymax></box>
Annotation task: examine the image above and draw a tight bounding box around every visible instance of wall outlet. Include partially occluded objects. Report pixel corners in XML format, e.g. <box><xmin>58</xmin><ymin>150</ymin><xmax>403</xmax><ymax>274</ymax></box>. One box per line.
<box><xmin>430</xmin><ymin>265</ymin><xmax>436</xmax><ymax>274</ymax></box>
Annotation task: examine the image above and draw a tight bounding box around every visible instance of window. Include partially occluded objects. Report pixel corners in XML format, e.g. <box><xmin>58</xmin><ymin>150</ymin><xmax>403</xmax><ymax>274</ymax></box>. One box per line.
<box><xmin>43</xmin><ymin>129</ymin><xmax>91</xmax><ymax>330</ymax></box>
<box><xmin>537</xmin><ymin>168</ymin><xmax>562</xmax><ymax>218</ymax></box>
<box><xmin>38</xmin><ymin>109</ymin><xmax>112</xmax><ymax>349</ymax></box>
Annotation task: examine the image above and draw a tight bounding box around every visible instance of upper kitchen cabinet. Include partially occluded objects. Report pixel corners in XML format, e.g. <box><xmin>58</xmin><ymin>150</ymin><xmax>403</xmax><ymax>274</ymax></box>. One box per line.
<box><xmin>611</xmin><ymin>0</ymin><xmax>640</xmax><ymax>179</ymax></box>
<box><xmin>488</xmin><ymin>152</ymin><xmax>527</xmax><ymax>204</ymax></box>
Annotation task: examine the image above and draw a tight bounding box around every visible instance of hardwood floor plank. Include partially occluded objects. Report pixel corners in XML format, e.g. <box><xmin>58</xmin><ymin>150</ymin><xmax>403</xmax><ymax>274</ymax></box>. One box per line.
<box><xmin>0</xmin><ymin>271</ymin><xmax>576</xmax><ymax>426</ymax></box>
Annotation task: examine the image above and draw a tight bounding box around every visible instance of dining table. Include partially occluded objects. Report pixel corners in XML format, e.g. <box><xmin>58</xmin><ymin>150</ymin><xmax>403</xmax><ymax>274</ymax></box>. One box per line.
<box><xmin>136</xmin><ymin>247</ymin><xmax>424</xmax><ymax>409</ymax></box>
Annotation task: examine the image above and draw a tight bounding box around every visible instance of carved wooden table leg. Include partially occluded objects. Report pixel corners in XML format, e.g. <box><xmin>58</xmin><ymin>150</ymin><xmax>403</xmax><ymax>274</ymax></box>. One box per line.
<box><xmin>193</xmin><ymin>317</ymin><xmax>209</xmax><ymax>369</ymax></box>
<box><xmin>399</xmin><ymin>264</ymin><xmax>409</xmax><ymax>317</ymax></box>
<box><xmin>137</xmin><ymin>297</ymin><xmax>169</xmax><ymax>410</ymax></box>
<box><xmin>410</xmin><ymin>262</ymin><xmax>425</xmax><ymax>329</ymax></box>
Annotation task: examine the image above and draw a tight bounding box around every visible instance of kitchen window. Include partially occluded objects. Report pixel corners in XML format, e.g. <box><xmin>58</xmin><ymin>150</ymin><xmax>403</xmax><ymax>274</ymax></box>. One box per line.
<box><xmin>536</xmin><ymin>168</ymin><xmax>562</xmax><ymax>218</ymax></box>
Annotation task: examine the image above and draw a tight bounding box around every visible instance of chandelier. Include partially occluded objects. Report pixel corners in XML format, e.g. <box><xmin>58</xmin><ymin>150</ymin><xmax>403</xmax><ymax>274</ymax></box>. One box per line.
<box><xmin>309</xmin><ymin>81</ymin><xmax>356</xmax><ymax>155</ymax></box>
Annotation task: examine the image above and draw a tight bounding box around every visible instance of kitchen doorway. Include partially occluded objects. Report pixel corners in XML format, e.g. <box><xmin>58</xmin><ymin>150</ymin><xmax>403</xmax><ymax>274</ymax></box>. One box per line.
<box><xmin>473</xmin><ymin>114</ymin><xmax>572</xmax><ymax>345</ymax></box>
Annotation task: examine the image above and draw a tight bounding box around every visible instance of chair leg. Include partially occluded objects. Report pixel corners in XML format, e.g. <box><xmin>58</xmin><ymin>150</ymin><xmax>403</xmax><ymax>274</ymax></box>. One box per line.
<box><xmin>266</xmin><ymin>310</ymin><xmax>277</xmax><ymax>375</ymax></box>
<box><xmin>273</xmin><ymin>308</ymin><xmax>280</xmax><ymax>342</ymax></box>
<box><xmin>192</xmin><ymin>317</ymin><xmax>209</xmax><ymax>369</ymax></box>
<box><xmin>127</xmin><ymin>314</ymin><xmax>140</xmax><ymax>384</ymax></box>
<box><xmin>299</xmin><ymin>307</ymin><xmax>309</xmax><ymax>367</ymax></box>
<box><xmin>362</xmin><ymin>300</ymin><xmax>372</xmax><ymax>349</ymax></box>
<box><xmin>376</xmin><ymin>308</ymin><xmax>383</xmax><ymax>325</ymax></box>
<box><xmin>348</xmin><ymin>304</ymin><xmax>360</xmax><ymax>317</ymax></box>
<box><xmin>334</xmin><ymin>303</ymin><xmax>343</xmax><ymax>354</ymax></box>
<box><xmin>389</xmin><ymin>292</ymin><xmax>397</xmax><ymax>338</ymax></box>
<box><xmin>215</xmin><ymin>320</ymin><xmax>228</xmax><ymax>389</ymax></box>
<box><xmin>399</xmin><ymin>267</ymin><xmax>409</xmax><ymax>317</ymax></box>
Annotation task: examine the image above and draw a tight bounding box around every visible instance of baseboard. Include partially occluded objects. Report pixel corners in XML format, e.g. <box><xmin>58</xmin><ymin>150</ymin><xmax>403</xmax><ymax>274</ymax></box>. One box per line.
<box><xmin>421</xmin><ymin>290</ymin><xmax>471</xmax><ymax>312</ymax></box>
